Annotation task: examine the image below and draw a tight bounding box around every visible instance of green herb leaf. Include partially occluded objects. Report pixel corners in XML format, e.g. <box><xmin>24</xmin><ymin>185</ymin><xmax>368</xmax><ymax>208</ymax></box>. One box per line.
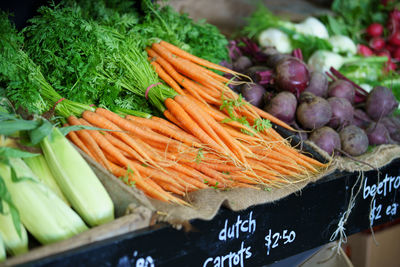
<box><xmin>0</xmin><ymin>175</ymin><xmax>22</xmax><ymax>237</ymax></box>
<box><xmin>195</xmin><ymin>148</ymin><xmax>204</xmax><ymax>164</ymax></box>
<box><xmin>0</xmin><ymin>147</ymin><xmax>39</xmax><ymax>159</ymax></box>
<box><xmin>29</xmin><ymin>119</ymin><xmax>53</xmax><ymax>145</ymax></box>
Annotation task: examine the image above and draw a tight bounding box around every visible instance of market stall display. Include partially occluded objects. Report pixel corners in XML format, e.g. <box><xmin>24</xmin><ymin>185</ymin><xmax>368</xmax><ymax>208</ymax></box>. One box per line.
<box><xmin>0</xmin><ymin>0</ymin><xmax>399</xmax><ymax>265</ymax></box>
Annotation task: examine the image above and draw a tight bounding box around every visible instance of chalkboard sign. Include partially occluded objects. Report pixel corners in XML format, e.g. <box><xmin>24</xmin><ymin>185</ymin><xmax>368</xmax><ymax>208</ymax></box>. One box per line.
<box><xmin>27</xmin><ymin>159</ymin><xmax>400</xmax><ymax>267</ymax></box>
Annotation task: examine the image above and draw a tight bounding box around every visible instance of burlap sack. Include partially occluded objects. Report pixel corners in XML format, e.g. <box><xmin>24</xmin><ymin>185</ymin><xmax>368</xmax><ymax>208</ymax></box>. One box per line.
<box><xmin>147</xmin><ymin>144</ymin><xmax>400</xmax><ymax>225</ymax></box>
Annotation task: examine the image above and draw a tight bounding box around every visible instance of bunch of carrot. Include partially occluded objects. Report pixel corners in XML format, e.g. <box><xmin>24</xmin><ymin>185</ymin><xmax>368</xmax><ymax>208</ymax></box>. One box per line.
<box><xmin>146</xmin><ymin>40</ymin><xmax>326</xmax><ymax>178</ymax></box>
<box><xmin>65</xmin><ymin>40</ymin><xmax>327</xmax><ymax>205</ymax></box>
<box><xmin>65</xmin><ymin>108</ymin><xmax>264</xmax><ymax>205</ymax></box>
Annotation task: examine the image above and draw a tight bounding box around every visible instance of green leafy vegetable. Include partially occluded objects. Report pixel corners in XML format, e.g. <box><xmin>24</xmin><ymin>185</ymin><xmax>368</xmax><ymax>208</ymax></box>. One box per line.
<box><xmin>320</xmin><ymin>0</ymin><xmax>397</xmax><ymax>44</ymax></box>
<box><xmin>139</xmin><ymin>0</ymin><xmax>229</xmax><ymax>64</ymax></box>
<box><xmin>243</xmin><ymin>4</ymin><xmax>332</xmax><ymax>59</ymax></box>
<box><xmin>0</xmin><ymin>11</ymin><xmax>94</xmax><ymax>118</ymax></box>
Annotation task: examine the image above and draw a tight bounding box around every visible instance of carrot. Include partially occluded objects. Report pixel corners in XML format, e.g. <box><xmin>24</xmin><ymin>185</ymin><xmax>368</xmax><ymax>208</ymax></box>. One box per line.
<box><xmin>164</xmin><ymin>98</ymin><xmax>223</xmax><ymax>153</ymax></box>
<box><xmin>77</xmin><ymin>118</ymin><xmax>133</xmax><ymax>168</ymax></box>
<box><xmin>125</xmin><ymin>115</ymin><xmax>201</xmax><ymax>147</ymax></box>
<box><xmin>127</xmin><ymin>160</ymin><xmax>185</xmax><ymax>191</ymax></box>
<box><xmin>159</xmin><ymin>40</ymin><xmax>244</xmax><ymax>77</ymax></box>
<box><xmin>190</xmin><ymin>98</ymin><xmax>260</xmax><ymax>138</ymax></box>
<box><xmin>201</xmin><ymin>163</ymin><xmax>243</xmax><ymax>172</ymax></box>
<box><xmin>184</xmin><ymin>162</ymin><xmax>233</xmax><ymax>186</ymax></box>
<box><xmin>82</xmin><ymin>110</ymin><xmax>157</xmax><ymax>167</ymax></box>
<box><xmin>149</xmin><ymin>60</ymin><xmax>186</xmax><ymax>95</ymax></box>
<box><xmin>108</xmin><ymin>161</ymin><xmax>170</xmax><ymax>202</ymax></box>
<box><xmin>147</xmin><ymin>48</ymin><xmax>219</xmax><ymax>105</ymax></box>
<box><xmin>65</xmin><ymin>123</ymin><xmax>95</xmax><ymax>159</ymax></box>
<box><xmin>163</xmin><ymin>167</ymin><xmax>206</xmax><ymax>190</ymax></box>
<box><xmin>102</xmin><ymin>131</ymin><xmax>143</xmax><ymax>162</ymax></box>
<box><xmin>175</xmin><ymin>95</ymin><xmax>250</xmax><ymax>161</ymax></box>
<box><xmin>95</xmin><ymin>108</ymin><xmax>184</xmax><ymax>147</ymax></box>
<box><xmin>67</xmin><ymin>116</ymin><xmax>110</xmax><ymax>170</ymax></box>
<box><xmin>107</xmin><ymin>157</ymin><xmax>188</xmax><ymax>204</ymax></box>
<box><xmin>167</xmin><ymin>163</ymin><xmax>223</xmax><ymax>188</ymax></box>
<box><xmin>252</xmin><ymin>106</ymin><xmax>295</xmax><ymax>131</ymax></box>
<box><xmin>156</xmin><ymin>181</ymin><xmax>185</xmax><ymax>196</ymax></box>
<box><xmin>163</xmin><ymin>110</ymin><xmax>184</xmax><ymax>128</ymax></box>
<box><xmin>172</xmin><ymin>96</ymin><xmax>231</xmax><ymax>155</ymax></box>
<box><xmin>152</xmin><ymin>43</ymin><xmax>225</xmax><ymax>91</ymax></box>
<box><xmin>150</xmin><ymin>116</ymin><xmax>184</xmax><ymax>132</ymax></box>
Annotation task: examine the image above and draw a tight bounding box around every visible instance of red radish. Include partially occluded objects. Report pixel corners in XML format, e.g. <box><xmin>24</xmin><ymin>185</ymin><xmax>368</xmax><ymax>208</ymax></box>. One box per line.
<box><xmin>358</xmin><ymin>44</ymin><xmax>374</xmax><ymax>56</ymax></box>
<box><xmin>377</xmin><ymin>49</ymin><xmax>391</xmax><ymax>60</ymax></box>
<box><xmin>393</xmin><ymin>47</ymin><xmax>400</xmax><ymax>60</ymax></box>
<box><xmin>386</xmin><ymin>43</ymin><xmax>397</xmax><ymax>54</ymax></box>
<box><xmin>366</xmin><ymin>23</ymin><xmax>384</xmax><ymax>37</ymax></box>
<box><xmin>369</xmin><ymin>37</ymin><xmax>386</xmax><ymax>51</ymax></box>
<box><xmin>388</xmin><ymin>17</ymin><xmax>399</xmax><ymax>36</ymax></box>
<box><xmin>390</xmin><ymin>9</ymin><xmax>400</xmax><ymax>21</ymax></box>
<box><xmin>385</xmin><ymin>61</ymin><xmax>397</xmax><ymax>72</ymax></box>
<box><xmin>388</xmin><ymin>31</ymin><xmax>400</xmax><ymax>46</ymax></box>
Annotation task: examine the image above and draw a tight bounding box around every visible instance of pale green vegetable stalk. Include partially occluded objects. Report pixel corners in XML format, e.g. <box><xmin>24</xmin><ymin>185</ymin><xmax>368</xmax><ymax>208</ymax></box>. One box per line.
<box><xmin>0</xmin><ymin>159</ymin><xmax>88</xmax><ymax>244</ymax></box>
<box><xmin>41</xmin><ymin>128</ymin><xmax>114</xmax><ymax>226</ymax></box>
<box><xmin>0</xmin><ymin>201</ymin><xmax>28</xmax><ymax>256</ymax></box>
<box><xmin>0</xmin><ymin>234</ymin><xmax>5</xmax><ymax>262</ymax></box>
<box><xmin>23</xmin><ymin>155</ymin><xmax>69</xmax><ymax>205</ymax></box>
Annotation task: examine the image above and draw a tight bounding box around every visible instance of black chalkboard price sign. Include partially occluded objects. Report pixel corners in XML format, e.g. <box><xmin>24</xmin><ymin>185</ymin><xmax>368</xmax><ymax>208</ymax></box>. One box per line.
<box><xmin>26</xmin><ymin>159</ymin><xmax>400</xmax><ymax>267</ymax></box>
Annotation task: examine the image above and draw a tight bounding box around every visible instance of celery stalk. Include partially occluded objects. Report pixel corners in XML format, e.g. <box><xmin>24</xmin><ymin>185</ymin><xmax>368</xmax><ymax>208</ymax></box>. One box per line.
<box><xmin>0</xmin><ymin>201</ymin><xmax>28</xmax><ymax>255</ymax></box>
<box><xmin>0</xmin><ymin>159</ymin><xmax>88</xmax><ymax>245</ymax></box>
<box><xmin>41</xmin><ymin>128</ymin><xmax>114</xmax><ymax>226</ymax></box>
<box><xmin>23</xmin><ymin>154</ymin><xmax>69</xmax><ymax>205</ymax></box>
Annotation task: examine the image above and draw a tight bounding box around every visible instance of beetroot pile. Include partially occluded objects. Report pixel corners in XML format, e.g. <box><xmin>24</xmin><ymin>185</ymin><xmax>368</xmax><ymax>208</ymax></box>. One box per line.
<box><xmin>226</xmin><ymin>39</ymin><xmax>400</xmax><ymax>157</ymax></box>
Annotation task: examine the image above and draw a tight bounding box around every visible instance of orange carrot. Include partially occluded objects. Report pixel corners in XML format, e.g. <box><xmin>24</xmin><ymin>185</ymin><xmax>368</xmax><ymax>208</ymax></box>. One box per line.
<box><xmin>159</xmin><ymin>40</ymin><xmax>243</xmax><ymax>76</ymax></box>
<box><xmin>147</xmin><ymin>48</ymin><xmax>220</xmax><ymax>104</ymax></box>
<box><xmin>67</xmin><ymin>116</ymin><xmax>110</xmax><ymax>170</ymax></box>
<box><xmin>150</xmin><ymin>116</ymin><xmax>184</xmax><ymax>132</ymax></box>
<box><xmin>175</xmin><ymin>95</ymin><xmax>249</xmax><ymax>161</ymax></box>
<box><xmin>164</xmin><ymin>98</ymin><xmax>223</xmax><ymax>153</ymax></box>
<box><xmin>150</xmin><ymin>60</ymin><xmax>186</xmax><ymax>95</ymax></box>
<box><xmin>108</xmin><ymin>161</ymin><xmax>171</xmax><ymax>202</ymax></box>
<box><xmin>95</xmin><ymin>108</ymin><xmax>184</xmax><ymax>148</ymax></box>
<box><xmin>65</xmin><ymin>123</ymin><xmax>95</xmax><ymax>158</ymax></box>
<box><xmin>82</xmin><ymin>110</ymin><xmax>157</xmax><ymax>166</ymax></box>
<box><xmin>156</xmin><ymin>181</ymin><xmax>185</xmax><ymax>196</ymax></box>
<box><xmin>125</xmin><ymin>115</ymin><xmax>200</xmax><ymax>147</ymax></box>
<box><xmin>172</xmin><ymin>96</ymin><xmax>231</xmax><ymax>154</ymax></box>
<box><xmin>184</xmin><ymin>162</ymin><xmax>233</xmax><ymax>186</ymax></box>
<box><xmin>152</xmin><ymin>43</ymin><xmax>225</xmax><ymax>91</ymax></box>
<box><xmin>163</xmin><ymin>110</ymin><xmax>184</xmax><ymax>128</ymax></box>
<box><xmin>127</xmin><ymin>160</ymin><xmax>185</xmax><ymax>191</ymax></box>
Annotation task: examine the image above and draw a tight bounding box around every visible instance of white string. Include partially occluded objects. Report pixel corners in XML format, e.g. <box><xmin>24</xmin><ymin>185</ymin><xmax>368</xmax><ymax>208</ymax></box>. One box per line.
<box><xmin>329</xmin><ymin>171</ymin><xmax>364</xmax><ymax>254</ymax></box>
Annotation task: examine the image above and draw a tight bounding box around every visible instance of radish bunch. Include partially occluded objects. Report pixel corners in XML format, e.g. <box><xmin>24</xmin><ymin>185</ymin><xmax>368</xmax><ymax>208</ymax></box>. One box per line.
<box><xmin>359</xmin><ymin>8</ymin><xmax>400</xmax><ymax>72</ymax></box>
